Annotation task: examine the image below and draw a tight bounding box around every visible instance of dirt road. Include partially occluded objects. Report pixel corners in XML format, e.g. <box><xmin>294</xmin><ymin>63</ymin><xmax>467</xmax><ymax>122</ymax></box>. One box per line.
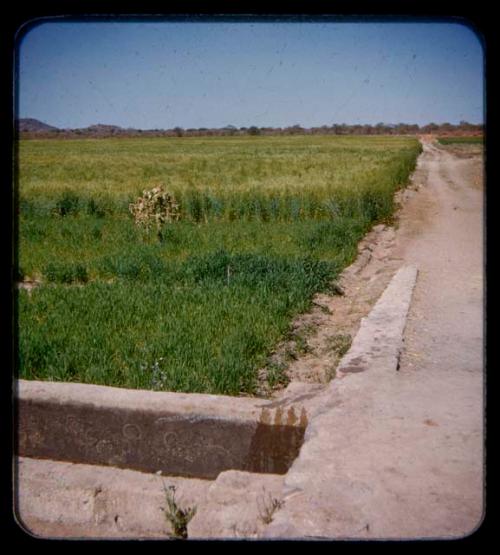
<box><xmin>389</xmin><ymin>139</ymin><xmax>484</xmax><ymax>536</ymax></box>
<box><xmin>264</xmin><ymin>138</ymin><xmax>484</xmax><ymax>539</ymax></box>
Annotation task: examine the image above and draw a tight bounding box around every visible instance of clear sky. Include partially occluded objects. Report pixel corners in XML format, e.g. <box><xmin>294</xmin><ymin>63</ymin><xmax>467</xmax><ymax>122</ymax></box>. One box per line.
<box><xmin>16</xmin><ymin>19</ymin><xmax>484</xmax><ymax>129</ymax></box>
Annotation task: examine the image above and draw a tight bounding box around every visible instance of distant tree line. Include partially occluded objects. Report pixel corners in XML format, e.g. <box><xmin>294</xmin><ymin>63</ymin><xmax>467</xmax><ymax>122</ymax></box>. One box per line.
<box><xmin>17</xmin><ymin>120</ymin><xmax>483</xmax><ymax>140</ymax></box>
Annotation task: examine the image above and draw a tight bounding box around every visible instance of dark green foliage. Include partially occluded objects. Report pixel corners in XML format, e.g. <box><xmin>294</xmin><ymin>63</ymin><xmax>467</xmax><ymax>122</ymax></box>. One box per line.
<box><xmin>157</xmin><ymin>225</ymin><xmax>180</xmax><ymax>245</ymax></box>
<box><xmin>437</xmin><ymin>136</ymin><xmax>483</xmax><ymax>145</ymax></box>
<box><xmin>301</xmin><ymin>218</ymin><xmax>367</xmax><ymax>251</ymax></box>
<box><xmin>182</xmin><ymin>250</ymin><xmax>335</xmax><ymax>294</ymax></box>
<box><xmin>20</xmin><ymin>252</ymin><xmax>338</xmax><ymax>395</ymax></box>
<box><xmin>184</xmin><ymin>192</ymin><xmax>204</xmax><ymax>222</ymax></box>
<box><xmin>97</xmin><ymin>252</ymin><xmax>166</xmax><ymax>281</ymax></box>
<box><xmin>86</xmin><ymin>198</ymin><xmax>107</xmax><ymax>218</ymax></box>
<box><xmin>54</xmin><ymin>190</ymin><xmax>80</xmax><ymax>216</ymax></box>
<box><xmin>22</xmin><ymin>220</ymin><xmax>47</xmax><ymax>242</ymax></box>
<box><xmin>43</xmin><ymin>262</ymin><xmax>89</xmax><ymax>284</ymax></box>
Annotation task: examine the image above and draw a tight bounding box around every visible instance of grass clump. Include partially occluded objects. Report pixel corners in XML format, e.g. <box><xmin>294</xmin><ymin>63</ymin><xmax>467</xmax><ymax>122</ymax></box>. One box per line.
<box><xmin>86</xmin><ymin>197</ymin><xmax>107</xmax><ymax>218</ymax></box>
<box><xmin>257</xmin><ymin>490</ymin><xmax>284</xmax><ymax>525</ymax></box>
<box><xmin>264</xmin><ymin>361</ymin><xmax>290</xmax><ymax>391</ymax></box>
<box><xmin>53</xmin><ymin>190</ymin><xmax>80</xmax><ymax>217</ymax></box>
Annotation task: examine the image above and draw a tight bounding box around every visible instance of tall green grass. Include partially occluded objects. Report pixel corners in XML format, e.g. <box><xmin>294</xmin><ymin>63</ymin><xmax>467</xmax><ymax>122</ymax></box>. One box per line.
<box><xmin>19</xmin><ymin>135</ymin><xmax>421</xmax><ymax>221</ymax></box>
<box><xmin>18</xmin><ymin>216</ymin><xmax>370</xmax><ymax>280</ymax></box>
<box><xmin>17</xmin><ymin>135</ymin><xmax>421</xmax><ymax>396</ymax></box>
<box><xmin>19</xmin><ymin>253</ymin><xmax>337</xmax><ymax>395</ymax></box>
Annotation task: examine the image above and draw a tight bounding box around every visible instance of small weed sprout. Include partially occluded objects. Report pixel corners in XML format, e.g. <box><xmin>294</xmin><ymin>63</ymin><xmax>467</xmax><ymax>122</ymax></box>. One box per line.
<box><xmin>150</xmin><ymin>358</ymin><xmax>169</xmax><ymax>390</ymax></box>
<box><xmin>161</xmin><ymin>483</ymin><xmax>197</xmax><ymax>539</ymax></box>
<box><xmin>326</xmin><ymin>333</ymin><xmax>352</xmax><ymax>358</ymax></box>
<box><xmin>266</xmin><ymin>361</ymin><xmax>290</xmax><ymax>390</ymax></box>
<box><xmin>288</xmin><ymin>324</ymin><xmax>316</xmax><ymax>356</ymax></box>
<box><xmin>140</xmin><ymin>358</ymin><xmax>169</xmax><ymax>390</ymax></box>
<box><xmin>129</xmin><ymin>186</ymin><xmax>180</xmax><ymax>241</ymax></box>
<box><xmin>257</xmin><ymin>489</ymin><xmax>284</xmax><ymax>525</ymax></box>
<box><xmin>325</xmin><ymin>364</ymin><xmax>337</xmax><ymax>382</ymax></box>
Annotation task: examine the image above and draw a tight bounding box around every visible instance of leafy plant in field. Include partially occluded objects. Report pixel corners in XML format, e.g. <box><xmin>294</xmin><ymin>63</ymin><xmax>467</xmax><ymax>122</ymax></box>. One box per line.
<box><xmin>129</xmin><ymin>186</ymin><xmax>180</xmax><ymax>241</ymax></box>
<box><xmin>143</xmin><ymin>357</ymin><xmax>170</xmax><ymax>390</ymax></box>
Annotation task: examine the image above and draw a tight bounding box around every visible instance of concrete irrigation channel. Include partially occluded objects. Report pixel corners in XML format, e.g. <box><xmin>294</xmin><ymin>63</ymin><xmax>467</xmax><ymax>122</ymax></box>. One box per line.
<box><xmin>16</xmin><ymin>381</ymin><xmax>308</xmax><ymax>480</ymax></box>
<box><xmin>14</xmin><ymin>263</ymin><xmax>417</xmax><ymax>539</ymax></box>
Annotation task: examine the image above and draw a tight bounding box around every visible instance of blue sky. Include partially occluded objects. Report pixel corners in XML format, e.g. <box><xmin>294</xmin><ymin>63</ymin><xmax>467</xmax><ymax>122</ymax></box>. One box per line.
<box><xmin>17</xmin><ymin>20</ymin><xmax>484</xmax><ymax>129</ymax></box>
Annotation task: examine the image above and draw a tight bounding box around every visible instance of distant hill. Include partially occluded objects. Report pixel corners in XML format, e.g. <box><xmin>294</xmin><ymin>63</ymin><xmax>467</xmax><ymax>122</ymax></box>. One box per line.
<box><xmin>17</xmin><ymin>118</ymin><xmax>59</xmax><ymax>133</ymax></box>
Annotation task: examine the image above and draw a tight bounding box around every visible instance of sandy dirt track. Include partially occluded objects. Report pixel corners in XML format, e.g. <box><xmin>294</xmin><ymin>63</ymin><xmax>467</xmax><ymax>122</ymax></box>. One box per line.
<box><xmin>389</xmin><ymin>139</ymin><xmax>484</xmax><ymax>536</ymax></box>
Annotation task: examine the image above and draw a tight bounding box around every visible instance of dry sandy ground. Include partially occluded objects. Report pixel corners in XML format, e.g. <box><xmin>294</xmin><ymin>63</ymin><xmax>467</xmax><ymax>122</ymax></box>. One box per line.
<box><xmin>387</xmin><ymin>139</ymin><xmax>484</xmax><ymax>536</ymax></box>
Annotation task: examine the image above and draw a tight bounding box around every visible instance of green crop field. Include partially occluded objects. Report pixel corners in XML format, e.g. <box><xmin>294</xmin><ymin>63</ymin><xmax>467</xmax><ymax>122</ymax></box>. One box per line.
<box><xmin>437</xmin><ymin>136</ymin><xmax>483</xmax><ymax>145</ymax></box>
<box><xmin>17</xmin><ymin>135</ymin><xmax>421</xmax><ymax>396</ymax></box>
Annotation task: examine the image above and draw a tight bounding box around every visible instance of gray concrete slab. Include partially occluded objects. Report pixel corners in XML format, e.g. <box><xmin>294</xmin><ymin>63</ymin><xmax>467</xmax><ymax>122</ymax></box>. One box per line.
<box><xmin>262</xmin><ymin>265</ymin><xmax>419</xmax><ymax>539</ymax></box>
<box><xmin>15</xmin><ymin>457</ymin><xmax>210</xmax><ymax>539</ymax></box>
<box><xmin>189</xmin><ymin>470</ymin><xmax>285</xmax><ymax>539</ymax></box>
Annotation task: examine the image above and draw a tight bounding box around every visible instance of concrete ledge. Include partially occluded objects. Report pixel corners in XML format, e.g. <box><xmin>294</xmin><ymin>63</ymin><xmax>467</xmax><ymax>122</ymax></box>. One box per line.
<box><xmin>15</xmin><ymin>456</ymin><xmax>210</xmax><ymax>539</ymax></box>
<box><xmin>188</xmin><ymin>470</ymin><xmax>285</xmax><ymax>539</ymax></box>
<box><xmin>263</xmin><ymin>265</ymin><xmax>418</xmax><ymax>538</ymax></box>
<box><xmin>16</xmin><ymin>381</ymin><xmax>308</xmax><ymax>480</ymax></box>
<box><xmin>15</xmin><ymin>457</ymin><xmax>286</xmax><ymax>539</ymax></box>
<box><xmin>336</xmin><ymin>264</ymin><xmax>418</xmax><ymax>378</ymax></box>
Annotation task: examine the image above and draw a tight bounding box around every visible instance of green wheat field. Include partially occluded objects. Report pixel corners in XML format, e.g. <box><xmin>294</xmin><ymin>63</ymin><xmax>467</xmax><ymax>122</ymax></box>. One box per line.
<box><xmin>17</xmin><ymin>135</ymin><xmax>421</xmax><ymax>396</ymax></box>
